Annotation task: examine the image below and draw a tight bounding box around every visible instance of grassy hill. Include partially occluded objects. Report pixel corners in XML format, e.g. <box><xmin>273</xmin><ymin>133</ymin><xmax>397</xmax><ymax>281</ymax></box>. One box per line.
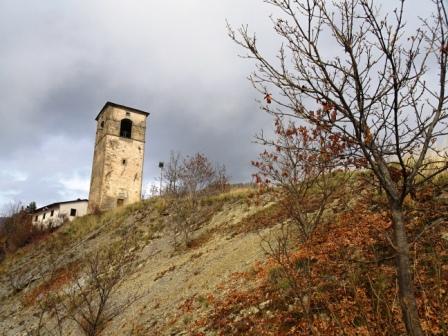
<box><xmin>0</xmin><ymin>177</ymin><xmax>447</xmax><ymax>335</ymax></box>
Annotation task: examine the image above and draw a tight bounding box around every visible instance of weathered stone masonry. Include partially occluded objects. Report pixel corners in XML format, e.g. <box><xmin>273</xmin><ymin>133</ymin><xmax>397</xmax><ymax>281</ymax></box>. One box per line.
<box><xmin>88</xmin><ymin>102</ymin><xmax>149</xmax><ymax>212</ymax></box>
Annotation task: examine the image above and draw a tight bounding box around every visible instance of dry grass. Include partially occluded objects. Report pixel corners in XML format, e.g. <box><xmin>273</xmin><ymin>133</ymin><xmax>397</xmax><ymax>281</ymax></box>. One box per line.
<box><xmin>199</xmin><ymin>186</ymin><xmax>257</xmax><ymax>206</ymax></box>
<box><xmin>193</xmin><ymin>181</ymin><xmax>448</xmax><ymax>335</ymax></box>
<box><xmin>57</xmin><ymin>200</ymin><xmax>151</xmax><ymax>242</ymax></box>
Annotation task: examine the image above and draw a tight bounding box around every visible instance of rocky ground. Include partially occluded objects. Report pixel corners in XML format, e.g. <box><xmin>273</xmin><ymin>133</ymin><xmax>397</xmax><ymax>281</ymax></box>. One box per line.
<box><xmin>1</xmin><ymin>180</ymin><xmax>447</xmax><ymax>335</ymax></box>
<box><xmin>0</xmin><ymin>187</ymin><xmax>278</xmax><ymax>336</ymax></box>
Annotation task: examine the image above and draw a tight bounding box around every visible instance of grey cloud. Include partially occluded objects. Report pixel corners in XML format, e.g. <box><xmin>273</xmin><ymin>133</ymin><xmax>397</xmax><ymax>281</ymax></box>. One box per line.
<box><xmin>0</xmin><ymin>0</ymin><xmax>429</xmax><ymax>210</ymax></box>
<box><xmin>0</xmin><ymin>0</ymin><xmax>276</xmax><ymax>210</ymax></box>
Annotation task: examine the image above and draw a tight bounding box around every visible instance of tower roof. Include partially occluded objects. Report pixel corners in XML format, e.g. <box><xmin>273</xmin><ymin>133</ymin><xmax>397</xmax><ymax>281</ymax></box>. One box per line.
<box><xmin>95</xmin><ymin>101</ymin><xmax>150</xmax><ymax>121</ymax></box>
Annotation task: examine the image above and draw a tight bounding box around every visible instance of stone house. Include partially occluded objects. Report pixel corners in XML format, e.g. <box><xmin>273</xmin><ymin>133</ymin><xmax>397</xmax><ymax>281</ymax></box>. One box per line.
<box><xmin>32</xmin><ymin>199</ymin><xmax>88</xmax><ymax>230</ymax></box>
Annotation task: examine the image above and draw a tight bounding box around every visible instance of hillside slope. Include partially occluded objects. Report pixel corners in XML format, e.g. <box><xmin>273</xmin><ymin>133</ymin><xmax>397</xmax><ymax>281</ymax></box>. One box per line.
<box><xmin>0</xmin><ymin>179</ymin><xmax>447</xmax><ymax>335</ymax></box>
<box><xmin>0</xmin><ymin>187</ymin><xmax>278</xmax><ymax>335</ymax></box>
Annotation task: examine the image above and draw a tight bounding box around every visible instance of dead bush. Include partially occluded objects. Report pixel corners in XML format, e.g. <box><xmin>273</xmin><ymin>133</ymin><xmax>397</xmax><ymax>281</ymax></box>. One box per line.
<box><xmin>164</xmin><ymin>150</ymin><xmax>182</xmax><ymax>195</ymax></box>
<box><xmin>27</xmin><ymin>241</ymin><xmax>140</xmax><ymax>336</ymax></box>
<box><xmin>62</xmin><ymin>243</ymin><xmax>137</xmax><ymax>336</ymax></box>
<box><xmin>170</xmin><ymin>199</ymin><xmax>195</xmax><ymax>248</ymax></box>
<box><xmin>3</xmin><ymin>203</ymin><xmax>38</xmax><ymax>252</ymax></box>
<box><xmin>163</xmin><ymin>151</ymin><xmax>229</xmax><ymax>198</ymax></box>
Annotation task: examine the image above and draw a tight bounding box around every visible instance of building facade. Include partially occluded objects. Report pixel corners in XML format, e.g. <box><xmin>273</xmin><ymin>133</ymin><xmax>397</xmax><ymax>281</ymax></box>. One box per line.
<box><xmin>88</xmin><ymin>102</ymin><xmax>149</xmax><ymax>212</ymax></box>
<box><xmin>33</xmin><ymin>199</ymin><xmax>88</xmax><ymax>230</ymax></box>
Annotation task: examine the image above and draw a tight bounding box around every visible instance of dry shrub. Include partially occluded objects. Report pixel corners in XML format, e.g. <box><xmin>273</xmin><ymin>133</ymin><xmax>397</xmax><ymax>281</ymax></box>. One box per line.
<box><xmin>163</xmin><ymin>151</ymin><xmax>229</xmax><ymax>197</ymax></box>
<box><xmin>27</xmin><ymin>241</ymin><xmax>140</xmax><ymax>336</ymax></box>
<box><xmin>22</xmin><ymin>261</ymin><xmax>80</xmax><ymax>307</ymax></box>
<box><xmin>169</xmin><ymin>198</ymin><xmax>218</xmax><ymax>249</ymax></box>
<box><xmin>196</xmin><ymin>187</ymin><xmax>448</xmax><ymax>335</ymax></box>
<box><xmin>63</xmin><ymin>244</ymin><xmax>137</xmax><ymax>336</ymax></box>
<box><xmin>170</xmin><ymin>199</ymin><xmax>195</xmax><ymax>248</ymax></box>
<box><xmin>3</xmin><ymin>210</ymin><xmax>38</xmax><ymax>252</ymax></box>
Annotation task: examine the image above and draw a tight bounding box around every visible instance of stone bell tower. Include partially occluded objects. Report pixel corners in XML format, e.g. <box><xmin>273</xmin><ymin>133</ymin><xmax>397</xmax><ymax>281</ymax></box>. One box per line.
<box><xmin>88</xmin><ymin>102</ymin><xmax>149</xmax><ymax>213</ymax></box>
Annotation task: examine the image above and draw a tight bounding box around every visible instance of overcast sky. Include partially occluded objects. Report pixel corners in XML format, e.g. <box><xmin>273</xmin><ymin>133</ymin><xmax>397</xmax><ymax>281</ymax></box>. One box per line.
<box><xmin>0</xmin><ymin>0</ymin><xmax>430</xmax><ymax>211</ymax></box>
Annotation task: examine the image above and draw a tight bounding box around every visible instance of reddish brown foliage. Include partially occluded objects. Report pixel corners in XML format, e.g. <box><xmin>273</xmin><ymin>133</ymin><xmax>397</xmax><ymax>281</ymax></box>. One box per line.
<box><xmin>192</xmin><ymin>188</ymin><xmax>448</xmax><ymax>335</ymax></box>
<box><xmin>23</xmin><ymin>261</ymin><xmax>79</xmax><ymax>307</ymax></box>
<box><xmin>264</xmin><ymin>93</ymin><xmax>273</xmax><ymax>104</ymax></box>
<box><xmin>3</xmin><ymin>211</ymin><xmax>40</xmax><ymax>252</ymax></box>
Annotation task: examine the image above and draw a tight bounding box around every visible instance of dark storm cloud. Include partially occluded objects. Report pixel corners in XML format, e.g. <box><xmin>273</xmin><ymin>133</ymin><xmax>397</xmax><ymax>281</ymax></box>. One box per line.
<box><xmin>0</xmin><ymin>0</ymin><xmax>276</xmax><ymax>210</ymax></box>
<box><xmin>0</xmin><ymin>0</ymin><xmax>427</xmax><ymax>211</ymax></box>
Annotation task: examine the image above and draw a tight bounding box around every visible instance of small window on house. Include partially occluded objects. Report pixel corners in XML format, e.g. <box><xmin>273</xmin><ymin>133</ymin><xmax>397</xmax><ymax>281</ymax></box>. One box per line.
<box><xmin>100</xmin><ymin>121</ymin><xmax>105</xmax><ymax>128</ymax></box>
<box><xmin>51</xmin><ymin>210</ymin><xmax>54</xmax><ymax>217</ymax></box>
<box><xmin>119</xmin><ymin>119</ymin><xmax>132</xmax><ymax>138</ymax></box>
<box><xmin>70</xmin><ymin>208</ymin><xmax>77</xmax><ymax>217</ymax></box>
<box><xmin>35</xmin><ymin>216</ymin><xmax>38</xmax><ymax>221</ymax></box>
<box><xmin>122</xmin><ymin>159</ymin><xmax>127</xmax><ymax>165</ymax></box>
<box><xmin>117</xmin><ymin>199</ymin><xmax>124</xmax><ymax>207</ymax></box>
<box><xmin>126</xmin><ymin>112</ymin><xmax>131</xmax><ymax>117</ymax></box>
<box><xmin>43</xmin><ymin>213</ymin><xmax>46</xmax><ymax>219</ymax></box>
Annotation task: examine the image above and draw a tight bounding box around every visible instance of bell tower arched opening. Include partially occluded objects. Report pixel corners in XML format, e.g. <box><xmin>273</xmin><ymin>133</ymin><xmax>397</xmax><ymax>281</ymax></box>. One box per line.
<box><xmin>120</xmin><ymin>118</ymin><xmax>132</xmax><ymax>138</ymax></box>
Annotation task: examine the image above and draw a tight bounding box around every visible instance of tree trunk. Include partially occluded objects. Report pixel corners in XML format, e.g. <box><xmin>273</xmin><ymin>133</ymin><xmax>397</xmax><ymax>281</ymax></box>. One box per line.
<box><xmin>390</xmin><ymin>203</ymin><xmax>424</xmax><ymax>336</ymax></box>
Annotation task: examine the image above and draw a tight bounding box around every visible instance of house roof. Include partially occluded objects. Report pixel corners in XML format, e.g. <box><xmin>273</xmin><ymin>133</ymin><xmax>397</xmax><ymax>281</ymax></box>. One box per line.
<box><xmin>95</xmin><ymin>101</ymin><xmax>150</xmax><ymax>121</ymax></box>
<box><xmin>34</xmin><ymin>199</ymin><xmax>88</xmax><ymax>213</ymax></box>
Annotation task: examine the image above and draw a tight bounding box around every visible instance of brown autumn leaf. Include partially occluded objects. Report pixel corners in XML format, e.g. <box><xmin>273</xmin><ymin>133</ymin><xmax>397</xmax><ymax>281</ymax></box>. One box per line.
<box><xmin>264</xmin><ymin>93</ymin><xmax>272</xmax><ymax>104</ymax></box>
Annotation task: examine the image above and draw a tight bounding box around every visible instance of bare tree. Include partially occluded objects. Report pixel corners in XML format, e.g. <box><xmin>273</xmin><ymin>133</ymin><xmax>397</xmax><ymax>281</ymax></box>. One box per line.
<box><xmin>24</xmin><ymin>239</ymin><xmax>139</xmax><ymax>336</ymax></box>
<box><xmin>170</xmin><ymin>199</ymin><xmax>195</xmax><ymax>248</ymax></box>
<box><xmin>164</xmin><ymin>151</ymin><xmax>182</xmax><ymax>195</ymax></box>
<box><xmin>64</xmin><ymin>245</ymin><xmax>136</xmax><ymax>336</ymax></box>
<box><xmin>253</xmin><ymin>117</ymin><xmax>351</xmax><ymax>240</ymax></box>
<box><xmin>166</xmin><ymin>152</ymin><xmax>228</xmax><ymax>248</ymax></box>
<box><xmin>229</xmin><ymin>0</ymin><xmax>448</xmax><ymax>334</ymax></box>
<box><xmin>30</xmin><ymin>241</ymin><xmax>139</xmax><ymax>336</ymax></box>
<box><xmin>210</xmin><ymin>163</ymin><xmax>230</xmax><ymax>193</ymax></box>
<box><xmin>179</xmin><ymin>153</ymin><xmax>216</xmax><ymax>200</ymax></box>
<box><xmin>3</xmin><ymin>201</ymin><xmax>36</xmax><ymax>252</ymax></box>
<box><xmin>255</xmin><ymin>119</ymin><xmax>350</xmax><ymax>334</ymax></box>
<box><xmin>261</xmin><ymin>223</ymin><xmax>316</xmax><ymax>334</ymax></box>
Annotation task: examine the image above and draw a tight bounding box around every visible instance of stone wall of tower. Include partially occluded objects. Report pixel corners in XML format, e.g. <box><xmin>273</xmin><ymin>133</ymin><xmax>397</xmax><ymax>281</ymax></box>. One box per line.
<box><xmin>88</xmin><ymin>104</ymin><xmax>148</xmax><ymax>213</ymax></box>
<box><xmin>88</xmin><ymin>132</ymin><xmax>106</xmax><ymax>211</ymax></box>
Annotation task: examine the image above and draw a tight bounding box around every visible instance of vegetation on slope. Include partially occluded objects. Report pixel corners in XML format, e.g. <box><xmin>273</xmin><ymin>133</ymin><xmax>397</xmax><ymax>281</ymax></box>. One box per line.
<box><xmin>188</xmin><ymin>177</ymin><xmax>448</xmax><ymax>335</ymax></box>
<box><xmin>0</xmin><ymin>175</ymin><xmax>447</xmax><ymax>335</ymax></box>
<box><xmin>0</xmin><ymin>185</ymin><xmax>266</xmax><ymax>336</ymax></box>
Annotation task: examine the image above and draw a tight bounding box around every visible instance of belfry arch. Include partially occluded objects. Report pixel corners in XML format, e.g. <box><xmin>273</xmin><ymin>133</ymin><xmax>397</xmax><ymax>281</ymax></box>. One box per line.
<box><xmin>120</xmin><ymin>118</ymin><xmax>132</xmax><ymax>138</ymax></box>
